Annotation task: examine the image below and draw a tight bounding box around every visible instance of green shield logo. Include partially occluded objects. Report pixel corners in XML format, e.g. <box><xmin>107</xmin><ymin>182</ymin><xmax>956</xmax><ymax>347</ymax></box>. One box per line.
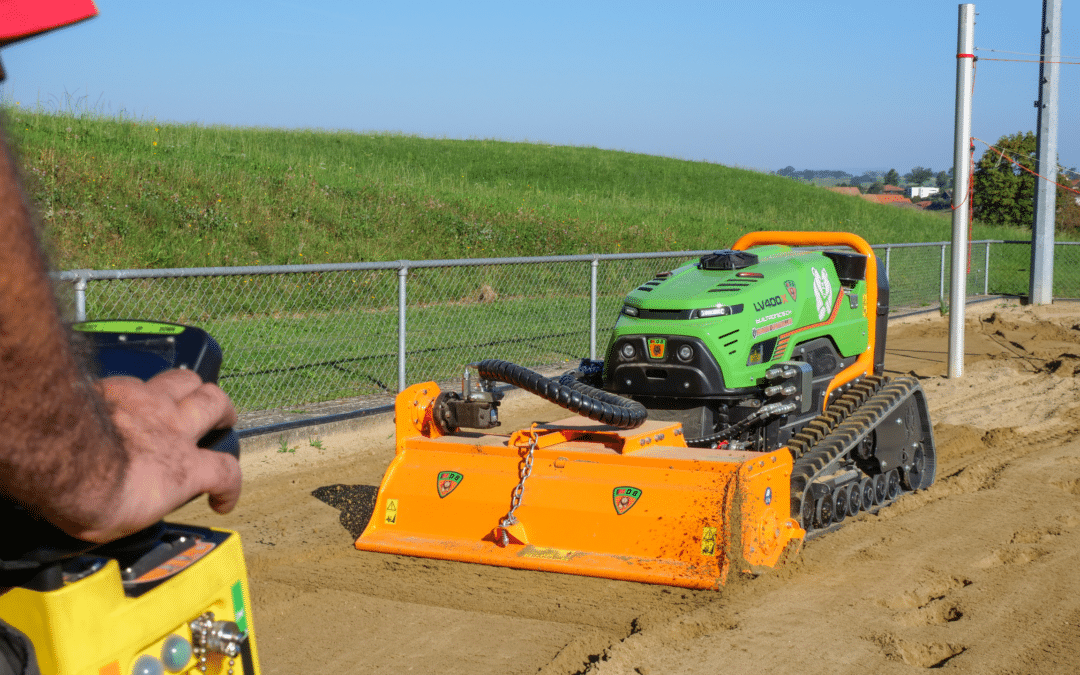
<box><xmin>437</xmin><ymin>470</ymin><xmax>464</xmax><ymax>498</ymax></box>
<box><xmin>612</xmin><ymin>486</ymin><xmax>642</xmax><ymax>514</ymax></box>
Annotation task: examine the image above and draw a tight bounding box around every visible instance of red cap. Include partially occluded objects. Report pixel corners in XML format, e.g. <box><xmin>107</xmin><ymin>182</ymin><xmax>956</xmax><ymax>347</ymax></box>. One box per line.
<box><xmin>0</xmin><ymin>0</ymin><xmax>98</xmax><ymax>47</ymax></box>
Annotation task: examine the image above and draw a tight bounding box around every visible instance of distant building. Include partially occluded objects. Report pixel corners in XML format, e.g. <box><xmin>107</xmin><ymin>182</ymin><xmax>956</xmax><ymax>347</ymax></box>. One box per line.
<box><xmin>882</xmin><ymin>184</ymin><xmax>905</xmax><ymax>194</ymax></box>
<box><xmin>861</xmin><ymin>194</ymin><xmax>911</xmax><ymax>206</ymax></box>
<box><xmin>909</xmin><ymin>186</ymin><xmax>940</xmax><ymax>199</ymax></box>
<box><xmin>827</xmin><ymin>187</ymin><xmax>862</xmax><ymax>197</ymax></box>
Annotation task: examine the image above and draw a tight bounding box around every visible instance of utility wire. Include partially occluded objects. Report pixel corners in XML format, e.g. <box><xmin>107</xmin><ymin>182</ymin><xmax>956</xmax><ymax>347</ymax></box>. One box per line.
<box><xmin>975</xmin><ymin>46</ymin><xmax>1080</xmax><ymax>65</ymax></box>
<box><xmin>973</xmin><ymin>137</ymin><xmax>1080</xmax><ymax>195</ymax></box>
<box><xmin>977</xmin><ymin>57</ymin><xmax>1080</xmax><ymax>65</ymax></box>
<box><xmin>976</xmin><ymin>47</ymin><xmax>1080</xmax><ymax>60</ymax></box>
<box><xmin>967</xmin><ymin>50</ymin><xmax>1076</xmax><ymax>180</ymax></box>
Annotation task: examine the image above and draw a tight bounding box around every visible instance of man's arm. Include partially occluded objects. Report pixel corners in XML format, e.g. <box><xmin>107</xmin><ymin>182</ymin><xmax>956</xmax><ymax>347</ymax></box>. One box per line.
<box><xmin>0</xmin><ymin>126</ymin><xmax>240</xmax><ymax>544</ymax></box>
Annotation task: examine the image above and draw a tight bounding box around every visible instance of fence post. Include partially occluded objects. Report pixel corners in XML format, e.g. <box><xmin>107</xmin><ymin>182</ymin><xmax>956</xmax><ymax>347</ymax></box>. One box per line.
<box><xmin>940</xmin><ymin>244</ymin><xmax>947</xmax><ymax>304</ymax></box>
<box><xmin>74</xmin><ymin>275</ymin><xmax>87</xmax><ymax>322</ymax></box>
<box><xmin>885</xmin><ymin>246</ymin><xmax>891</xmax><ymax>282</ymax></box>
<box><xmin>398</xmin><ymin>265</ymin><xmax>408</xmax><ymax>392</ymax></box>
<box><xmin>590</xmin><ymin>257</ymin><xmax>599</xmax><ymax>360</ymax></box>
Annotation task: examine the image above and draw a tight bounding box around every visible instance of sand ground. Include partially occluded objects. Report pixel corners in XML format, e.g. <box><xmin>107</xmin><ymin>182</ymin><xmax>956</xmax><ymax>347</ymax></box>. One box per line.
<box><xmin>174</xmin><ymin>299</ymin><xmax>1080</xmax><ymax>674</ymax></box>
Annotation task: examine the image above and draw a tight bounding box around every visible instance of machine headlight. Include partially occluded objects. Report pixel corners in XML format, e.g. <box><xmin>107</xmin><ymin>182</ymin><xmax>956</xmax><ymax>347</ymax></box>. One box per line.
<box><xmin>621</xmin><ymin>343</ymin><xmax>637</xmax><ymax>360</ymax></box>
<box><xmin>677</xmin><ymin>345</ymin><xmax>694</xmax><ymax>362</ymax></box>
<box><xmin>691</xmin><ymin>304</ymin><xmax>738</xmax><ymax>319</ymax></box>
<box><xmin>621</xmin><ymin>305</ymin><xmax>639</xmax><ymax>317</ymax></box>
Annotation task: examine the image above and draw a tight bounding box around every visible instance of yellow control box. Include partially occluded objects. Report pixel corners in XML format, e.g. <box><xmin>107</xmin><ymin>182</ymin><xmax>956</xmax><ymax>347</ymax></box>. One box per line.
<box><xmin>0</xmin><ymin>525</ymin><xmax>259</xmax><ymax>675</ymax></box>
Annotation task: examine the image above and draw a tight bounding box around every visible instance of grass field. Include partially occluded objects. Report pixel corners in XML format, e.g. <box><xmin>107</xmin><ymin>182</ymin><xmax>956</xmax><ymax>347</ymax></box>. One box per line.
<box><xmin>4</xmin><ymin>106</ymin><xmax>1035</xmax><ymax>272</ymax></box>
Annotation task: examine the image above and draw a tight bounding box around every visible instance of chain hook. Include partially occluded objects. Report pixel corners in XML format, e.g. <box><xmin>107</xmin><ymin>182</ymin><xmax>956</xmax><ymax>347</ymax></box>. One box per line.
<box><xmin>495</xmin><ymin>424</ymin><xmax>540</xmax><ymax>546</ymax></box>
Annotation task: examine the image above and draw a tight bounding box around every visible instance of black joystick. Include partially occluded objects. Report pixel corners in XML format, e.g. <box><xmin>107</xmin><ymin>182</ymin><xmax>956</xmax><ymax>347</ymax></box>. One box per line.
<box><xmin>0</xmin><ymin>321</ymin><xmax>238</xmax><ymax>590</ymax></box>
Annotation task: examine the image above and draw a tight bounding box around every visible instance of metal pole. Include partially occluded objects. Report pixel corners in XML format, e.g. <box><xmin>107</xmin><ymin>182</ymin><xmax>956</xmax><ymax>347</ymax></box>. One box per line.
<box><xmin>984</xmin><ymin>242</ymin><xmax>990</xmax><ymax>295</ymax></box>
<box><xmin>398</xmin><ymin>266</ymin><xmax>408</xmax><ymax>392</ymax></box>
<box><xmin>950</xmin><ymin>4</ymin><xmax>976</xmax><ymax>378</ymax></box>
<box><xmin>1030</xmin><ymin>0</ymin><xmax>1061</xmax><ymax>305</ymax></box>
<box><xmin>589</xmin><ymin>258</ymin><xmax>599</xmax><ymax>360</ymax></box>
<box><xmin>940</xmin><ymin>243</ymin><xmax>947</xmax><ymax>303</ymax></box>
<box><xmin>885</xmin><ymin>246</ymin><xmax>891</xmax><ymax>281</ymax></box>
<box><xmin>74</xmin><ymin>276</ymin><xmax>87</xmax><ymax>322</ymax></box>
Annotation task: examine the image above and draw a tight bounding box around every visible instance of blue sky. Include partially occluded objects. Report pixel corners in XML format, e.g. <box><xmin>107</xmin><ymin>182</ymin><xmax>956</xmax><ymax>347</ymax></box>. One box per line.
<box><xmin>1</xmin><ymin>1</ymin><xmax>1076</xmax><ymax>176</ymax></box>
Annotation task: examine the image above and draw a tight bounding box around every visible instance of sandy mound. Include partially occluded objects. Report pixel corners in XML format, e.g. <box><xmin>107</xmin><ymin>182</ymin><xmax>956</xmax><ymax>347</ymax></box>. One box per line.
<box><xmin>175</xmin><ymin>300</ymin><xmax>1080</xmax><ymax>675</ymax></box>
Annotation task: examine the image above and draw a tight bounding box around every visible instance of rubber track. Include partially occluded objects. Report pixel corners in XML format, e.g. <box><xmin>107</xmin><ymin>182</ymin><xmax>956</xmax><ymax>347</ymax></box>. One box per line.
<box><xmin>476</xmin><ymin>359</ymin><xmax>648</xmax><ymax>429</ymax></box>
<box><xmin>786</xmin><ymin>375</ymin><xmax>882</xmax><ymax>460</ymax></box>
<box><xmin>789</xmin><ymin>376</ymin><xmax>924</xmax><ymax>537</ymax></box>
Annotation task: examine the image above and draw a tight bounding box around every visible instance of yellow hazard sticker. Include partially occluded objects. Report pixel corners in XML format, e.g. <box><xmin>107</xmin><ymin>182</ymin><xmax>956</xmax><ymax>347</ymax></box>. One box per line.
<box><xmin>518</xmin><ymin>546</ymin><xmax>575</xmax><ymax>561</ymax></box>
<box><xmin>701</xmin><ymin>527</ymin><xmax>718</xmax><ymax>556</ymax></box>
<box><xmin>384</xmin><ymin>499</ymin><xmax>399</xmax><ymax>525</ymax></box>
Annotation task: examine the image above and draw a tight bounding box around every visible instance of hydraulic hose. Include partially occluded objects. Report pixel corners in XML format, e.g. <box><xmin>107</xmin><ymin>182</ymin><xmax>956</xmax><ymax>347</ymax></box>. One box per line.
<box><xmin>475</xmin><ymin>359</ymin><xmax>647</xmax><ymax>430</ymax></box>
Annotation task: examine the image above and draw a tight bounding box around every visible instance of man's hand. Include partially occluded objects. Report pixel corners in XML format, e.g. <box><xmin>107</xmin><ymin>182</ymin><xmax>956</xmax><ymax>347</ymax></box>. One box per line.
<box><xmin>73</xmin><ymin>369</ymin><xmax>241</xmax><ymax>544</ymax></box>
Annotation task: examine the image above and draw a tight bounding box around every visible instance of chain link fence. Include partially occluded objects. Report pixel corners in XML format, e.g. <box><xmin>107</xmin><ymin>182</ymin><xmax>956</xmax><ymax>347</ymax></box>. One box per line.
<box><xmin>56</xmin><ymin>240</ymin><xmax>1076</xmax><ymax>421</ymax></box>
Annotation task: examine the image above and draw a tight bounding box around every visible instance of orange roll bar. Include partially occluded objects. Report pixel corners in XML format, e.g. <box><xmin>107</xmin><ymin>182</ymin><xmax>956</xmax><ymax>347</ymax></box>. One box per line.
<box><xmin>733</xmin><ymin>231</ymin><xmax>878</xmax><ymax>410</ymax></box>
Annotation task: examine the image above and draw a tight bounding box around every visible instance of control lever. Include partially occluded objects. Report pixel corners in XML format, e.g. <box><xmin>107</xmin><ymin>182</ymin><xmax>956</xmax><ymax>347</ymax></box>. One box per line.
<box><xmin>0</xmin><ymin>320</ymin><xmax>239</xmax><ymax>589</ymax></box>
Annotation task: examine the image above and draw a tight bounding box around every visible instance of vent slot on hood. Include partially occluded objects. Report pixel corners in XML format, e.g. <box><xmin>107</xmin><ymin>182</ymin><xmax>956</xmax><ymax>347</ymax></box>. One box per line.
<box><xmin>709</xmin><ymin>279</ymin><xmax>758</xmax><ymax>293</ymax></box>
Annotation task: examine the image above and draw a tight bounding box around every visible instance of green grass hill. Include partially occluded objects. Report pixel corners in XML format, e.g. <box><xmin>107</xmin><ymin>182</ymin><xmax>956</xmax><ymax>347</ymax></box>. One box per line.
<box><xmin>2</xmin><ymin>107</ymin><xmax>1029</xmax><ymax>271</ymax></box>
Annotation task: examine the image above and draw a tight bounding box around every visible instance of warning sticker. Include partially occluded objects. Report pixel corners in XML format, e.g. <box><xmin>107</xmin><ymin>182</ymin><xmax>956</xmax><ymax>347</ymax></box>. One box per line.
<box><xmin>384</xmin><ymin>499</ymin><xmax>399</xmax><ymax>525</ymax></box>
<box><xmin>701</xmin><ymin>527</ymin><xmax>718</xmax><ymax>556</ymax></box>
<box><xmin>518</xmin><ymin>546</ymin><xmax>576</xmax><ymax>561</ymax></box>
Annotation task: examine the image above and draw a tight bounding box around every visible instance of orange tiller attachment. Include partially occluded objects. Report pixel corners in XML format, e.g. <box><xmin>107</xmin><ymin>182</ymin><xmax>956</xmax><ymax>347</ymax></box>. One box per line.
<box><xmin>355</xmin><ymin>383</ymin><xmax>804</xmax><ymax>589</ymax></box>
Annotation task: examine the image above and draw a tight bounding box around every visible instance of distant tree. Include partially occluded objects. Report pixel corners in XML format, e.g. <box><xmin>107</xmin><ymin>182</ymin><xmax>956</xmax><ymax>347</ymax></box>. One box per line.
<box><xmin>973</xmin><ymin>131</ymin><xmax>1037</xmax><ymax>229</ymax></box>
<box><xmin>925</xmin><ymin>191</ymin><xmax>953</xmax><ymax>211</ymax></box>
<box><xmin>909</xmin><ymin>166</ymin><xmax>934</xmax><ymax>186</ymax></box>
<box><xmin>884</xmin><ymin>169</ymin><xmax>901</xmax><ymax>186</ymax></box>
<box><xmin>867</xmin><ymin>181</ymin><xmax>885</xmax><ymax>194</ymax></box>
<box><xmin>777</xmin><ymin>166</ymin><xmax>796</xmax><ymax>177</ymax></box>
<box><xmin>935</xmin><ymin>170</ymin><xmax>950</xmax><ymax>189</ymax></box>
<box><xmin>1057</xmin><ymin>182</ymin><xmax>1080</xmax><ymax>232</ymax></box>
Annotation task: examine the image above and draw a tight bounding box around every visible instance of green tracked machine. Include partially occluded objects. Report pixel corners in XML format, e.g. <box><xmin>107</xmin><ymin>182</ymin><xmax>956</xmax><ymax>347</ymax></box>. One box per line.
<box><xmin>355</xmin><ymin>230</ymin><xmax>937</xmax><ymax>589</ymax></box>
<box><xmin>601</xmin><ymin>231</ymin><xmax>936</xmax><ymax>534</ymax></box>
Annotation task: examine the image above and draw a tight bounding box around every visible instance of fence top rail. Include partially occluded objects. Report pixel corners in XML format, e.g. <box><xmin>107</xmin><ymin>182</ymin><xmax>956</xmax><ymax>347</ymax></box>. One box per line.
<box><xmin>55</xmin><ymin>240</ymin><xmax>1024</xmax><ymax>281</ymax></box>
<box><xmin>1000</xmin><ymin>239</ymin><xmax>1080</xmax><ymax>246</ymax></box>
<box><xmin>56</xmin><ymin>251</ymin><xmax>717</xmax><ymax>281</ymax></box>
<box><xmin>872</xmin><ymin>239</ymin><xmax>1005</xmax><ymax>249</ymax></box>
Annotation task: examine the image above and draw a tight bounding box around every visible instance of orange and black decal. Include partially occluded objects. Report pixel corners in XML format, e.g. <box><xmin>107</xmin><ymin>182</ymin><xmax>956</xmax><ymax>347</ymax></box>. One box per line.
<box><xmin>133</xmin><ymin>540</ymin><xmax>216</xmax><ymax>584</ymax></box>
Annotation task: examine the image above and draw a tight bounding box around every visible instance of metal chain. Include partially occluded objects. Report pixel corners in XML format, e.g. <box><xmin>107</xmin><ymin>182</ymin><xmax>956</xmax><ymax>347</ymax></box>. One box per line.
<box><xmin>497</xmin><ymin>427</ymin><xmax>539</xmax><ymax>546</ymax></box>
<box><xmin>191</xmin><ymin>612</ymin><xmax>212</xmax><ymax>673</ymax></box>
